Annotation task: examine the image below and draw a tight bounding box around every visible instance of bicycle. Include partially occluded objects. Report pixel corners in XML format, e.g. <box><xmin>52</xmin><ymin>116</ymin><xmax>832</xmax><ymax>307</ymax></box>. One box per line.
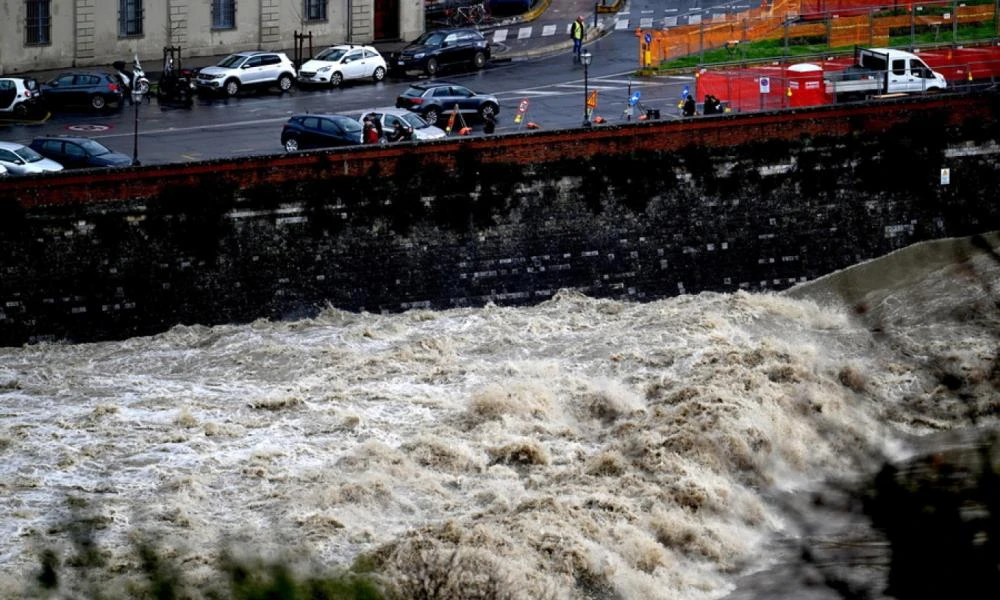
<box><xmin>449</xmin><ymin>1</ymin><xmax>490</xmax><ymax>27</ymax></box>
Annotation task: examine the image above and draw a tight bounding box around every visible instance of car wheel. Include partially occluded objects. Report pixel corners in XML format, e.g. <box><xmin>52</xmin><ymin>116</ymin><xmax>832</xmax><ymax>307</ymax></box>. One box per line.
<box><xmin>278</xmin><ymin>74</ymin><xmax>293</xmax><ymax>92</ymax></box>
<box><xmin>13</xmin><ymin>103</ymin><xmax>29</xmax><ymax>118</ymax></box>
<box><xmin>329</xmin><ymin>72</ymin><xmax>343</xmax><ymax>88</ymax></box>
<box><xmin>372</xmin><ymin>66</ymin><xmax>386</xmax><ymax>82</ymax></box>
<box><xmin>479</xmin><ymin>103</ymin><xmax>498</xmax><ymax>120</ymax></box>
<box><xmin>284</xmin><ymin>137</ymin><xmax>300</xmax><ymax>152</ymax></box>
<box><xmin>425</xmin><ymin>58</ymin><xmax>439</xmax><ymax>76</ymax></box>
<box><xmin>473</xmin><ymin>52</ymin><xmax>487</xmax><ymax>70</ymax></box>
<box><xmin>423</xmin><ymin>106</ymin><xmax>440</xmax><ymax>126</ymax></box>
<box><xmin>225</xmin><ymin>79</ymin><xmax>240</xmax><ymax>96</ymax></box>
<box><xmin>137</xmin><ymin>80</ymin><xmax>150</xmax><ymax>95</ymax></box>
<box><xmin>90</xmin><ymin>94</ymin><xmax>107</xmax><ymax>111</ymax></box>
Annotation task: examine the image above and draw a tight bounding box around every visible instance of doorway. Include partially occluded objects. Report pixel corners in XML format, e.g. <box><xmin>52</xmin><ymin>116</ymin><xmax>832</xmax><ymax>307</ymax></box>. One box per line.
<box><xmin>373</xmin><ymin>0</ymin><xmax>400</xmax><ymax>41</ymax></box>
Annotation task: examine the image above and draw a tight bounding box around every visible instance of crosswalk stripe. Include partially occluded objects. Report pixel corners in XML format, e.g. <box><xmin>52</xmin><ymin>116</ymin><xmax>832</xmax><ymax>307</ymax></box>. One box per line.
<box><xmin>492</xmin><ymin>13</ymin><xmax>762</xmax><ymax>46</ymax></box>
<box><xmin>499</xmin><ymin>90</ymin><xmax>565</xmax><ymax>98</ymax></box>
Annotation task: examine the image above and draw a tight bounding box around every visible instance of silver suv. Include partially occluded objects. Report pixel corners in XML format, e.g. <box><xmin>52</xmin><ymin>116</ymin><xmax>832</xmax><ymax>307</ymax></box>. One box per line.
<box><xmin>195</xmin><ymin>51</ymin><xmax>297</xmax><ymax>97</ymax></box>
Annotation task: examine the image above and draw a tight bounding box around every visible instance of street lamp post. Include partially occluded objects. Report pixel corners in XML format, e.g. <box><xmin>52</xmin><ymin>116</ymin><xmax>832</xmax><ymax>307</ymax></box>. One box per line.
<box><xmin>131</xmin><ymin>89</ymin><xmax>141</xmax><ymax>166</ymax></box>
<box><xmin>581</xmin><ymin>50</ymin><xmax>592</xmax><ymax>127</ymax></box>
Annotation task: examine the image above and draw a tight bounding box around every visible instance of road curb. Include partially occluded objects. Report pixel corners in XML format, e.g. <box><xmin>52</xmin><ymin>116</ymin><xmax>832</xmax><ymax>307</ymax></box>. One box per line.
<box><xmin>492</xmin><ymin>12</ymin><xmax>619</xmax><ymax>62</ymax></box>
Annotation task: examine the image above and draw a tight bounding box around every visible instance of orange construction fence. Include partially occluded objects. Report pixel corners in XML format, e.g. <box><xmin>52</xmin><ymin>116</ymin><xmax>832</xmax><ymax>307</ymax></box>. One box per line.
<box><xmin>636</xmin><ymin>0</ymin><xmax>999</xmax><ymax>68</ymax></box>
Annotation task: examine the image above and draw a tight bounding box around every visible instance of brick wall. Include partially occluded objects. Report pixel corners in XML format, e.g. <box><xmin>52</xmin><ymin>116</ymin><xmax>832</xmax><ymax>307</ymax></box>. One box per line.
<box><xmin>1</xmin><ymin>93</ymin><xmax>998</xmax><ymax>345</ymax></box>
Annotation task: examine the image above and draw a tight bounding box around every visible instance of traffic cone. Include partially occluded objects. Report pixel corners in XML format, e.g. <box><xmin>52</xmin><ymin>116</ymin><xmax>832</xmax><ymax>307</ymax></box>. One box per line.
<box><xmin>526</xmin><ymin>122</ymin><xmax>541</xmax><ymax>129</ymax></box>
<box><xmin>458</xmin><ymin>126</ymin><xmax>472</xmax><ymax>136</ymax></box>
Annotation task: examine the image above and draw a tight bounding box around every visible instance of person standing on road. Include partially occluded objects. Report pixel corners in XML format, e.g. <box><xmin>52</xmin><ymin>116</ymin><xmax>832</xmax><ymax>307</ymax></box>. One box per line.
<box><xmin>571</xmin><ymin>16</ymin><xmax>585</xmax><ymax>61</ymax></box>
<box><xmin>683</xmin><ymin>94</ymin><xmax>697</xmax><ymax>117</ymax></box>
<box><xmin>363</xmin><ymin>117</ymin><xmax>379</xmax><ymax>144</ymax></box>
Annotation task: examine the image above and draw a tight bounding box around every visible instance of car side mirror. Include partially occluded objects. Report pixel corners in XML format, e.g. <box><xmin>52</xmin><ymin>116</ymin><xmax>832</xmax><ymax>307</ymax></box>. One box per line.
<box><xmin>48</xmin><ymin>81</ymin><xmax>59</xmax><ymax>87</ymax></box>
<box><xmin>13</xmin><ymin>159</ymin><xmax>24</xmax><ymax>165</ymax></box>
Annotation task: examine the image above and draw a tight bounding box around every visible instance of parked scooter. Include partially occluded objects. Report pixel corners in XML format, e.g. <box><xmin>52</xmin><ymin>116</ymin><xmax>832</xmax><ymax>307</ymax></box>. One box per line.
<box><xmin>113</xmin><ymin>55</ymin><xmax>149</xmax><ymax>100</ymax></box>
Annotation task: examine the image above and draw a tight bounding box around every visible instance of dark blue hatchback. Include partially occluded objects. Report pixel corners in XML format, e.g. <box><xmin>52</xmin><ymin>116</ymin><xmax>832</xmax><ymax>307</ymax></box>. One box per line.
<box><xmin>29</xmin><ymin>136</ymin><xmax>132</xmax><ymax>169</ymax></box>
<box><xmin>40</xmin><ymin>71</ymin><xmax>125</xmax><ymax>112</ymax></box>
<box><xmin>280</xmin><ymin>114</ymin><xmax>364</xmax><ymax>152</ymax></box>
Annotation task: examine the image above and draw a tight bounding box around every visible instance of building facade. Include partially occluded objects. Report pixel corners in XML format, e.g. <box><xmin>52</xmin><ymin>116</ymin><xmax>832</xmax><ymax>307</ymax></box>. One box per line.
<box><xmin>0</xmin><ymin>0</ymin><xmax>423</xmax><ymax>74</ymax></box>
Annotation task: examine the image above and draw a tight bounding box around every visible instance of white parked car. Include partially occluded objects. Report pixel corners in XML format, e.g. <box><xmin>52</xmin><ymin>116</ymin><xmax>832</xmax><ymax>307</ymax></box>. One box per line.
<box><xmin>297</xmin><ymin>45</ymin><xmax>387</xmax><ymax>88</ymax></box>
<box><xmin>0</xmin><ymin>141</ymin><xmax>64</xmax><ymax>175</ymax></box>
<box><xmin>0</xmin><ymin>77</ymin><xmax>42</xmax><ymax>118</ymax></box>
<box><xmin>349</xmin><ymin>108</ymin><xmax>447</xmax><ymax>142</ymax></box>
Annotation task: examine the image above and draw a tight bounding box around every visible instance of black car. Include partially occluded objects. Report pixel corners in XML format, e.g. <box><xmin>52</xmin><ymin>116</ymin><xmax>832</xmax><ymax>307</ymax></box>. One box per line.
<box><xmin>280</xmin><ymin>114</ymin><xmax>364</xmax><ymax>152</ymax></box>
<box><xmin>41</xmin><ymin>71</ymin><xmax>125</xmax><ymax>112</ymax></box>
<box><xmin>395</xmin><ymin>82</ymin><xmax>500</xmax><ymax>127</ymax></box>
<box><xmin>388</xmin><ymin>28</ymin><xmax>491</xmax><ymax>76</ymax></box>
<box><xmin>29</xmin><ymin>136</ymin><xmax>132</xmax><ymax>169</ymax></box>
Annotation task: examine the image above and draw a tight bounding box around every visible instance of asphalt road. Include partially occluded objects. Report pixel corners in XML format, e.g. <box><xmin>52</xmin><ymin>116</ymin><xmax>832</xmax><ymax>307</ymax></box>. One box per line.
<box><xmin>0</xmin><ymin>0</ymin><xmax>746</xmax><ymax>166</ymax></box>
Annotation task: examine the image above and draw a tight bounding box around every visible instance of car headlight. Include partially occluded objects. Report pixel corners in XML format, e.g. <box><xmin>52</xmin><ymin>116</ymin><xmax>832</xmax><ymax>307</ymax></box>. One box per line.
<box><xmin>318</xmin><ymin>66</ymin><xmax>331</xmax><ymax>73</ymax></box>
<box><xmin>414</xmin><ymin>53</ymin><xmax>424</xmax><ymax>59</ymax></box>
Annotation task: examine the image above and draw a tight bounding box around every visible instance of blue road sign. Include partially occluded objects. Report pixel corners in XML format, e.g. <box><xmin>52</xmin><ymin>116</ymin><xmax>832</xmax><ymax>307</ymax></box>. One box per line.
<box><xmin>629</xmin><ymin>91</ymin><xmax>641</xmax><ymax>106</ymax></box>
<box><xmin>682</xmin><ymin>85</ymin><xmax>690</xmax><ymax>98</ymax></box>
<box><xmin>644</xmin><ymin>33</ymin><xmax>652</xmax><ymax>44</ymax></box>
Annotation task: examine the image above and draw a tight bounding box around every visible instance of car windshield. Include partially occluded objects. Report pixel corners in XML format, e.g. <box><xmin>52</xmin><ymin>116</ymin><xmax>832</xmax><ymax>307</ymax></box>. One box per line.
<box><xmin>217</xmin><ymin>54</ymin><xmax>247</xmax><ymax>68</ymax></box>
<box><xmin>339</xmin><ymin>118</ymin><xmax>363</xmax><ymax>134</ymax></box>
<box><xmin>315</xmin><ymin>47</ymin><xmax>348</xmax><ymax>62</ymax></box>
<box><xmin>400</xmin><ymin>113</ymin><xmax>430</xmax><ymax>129</ymax></box>
<box><xmin>78</xmin><ymin>140</ymin><xmax>111</xmax><ymax>156</ymax></box>
<box><xmin>413</xmin><ymin>32</ymin><xmax>445</xmax><ymax>46</ymax></box>
<box><xmin>13</xmin><ymin>146</ymin><xmax>45</xmax><ymax>162</ymax></box>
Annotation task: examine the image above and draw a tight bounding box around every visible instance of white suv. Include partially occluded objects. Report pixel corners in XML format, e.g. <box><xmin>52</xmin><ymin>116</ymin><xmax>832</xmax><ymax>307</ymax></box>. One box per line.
<box><xmin>195</xmin><ymin>51</ymin><xmax>297</xmax><ymax>97</ymax></box>
<box><xmin>0</xmin><ymin>77</ymin><xmax>42</xmax><ymax>117</ymax></box>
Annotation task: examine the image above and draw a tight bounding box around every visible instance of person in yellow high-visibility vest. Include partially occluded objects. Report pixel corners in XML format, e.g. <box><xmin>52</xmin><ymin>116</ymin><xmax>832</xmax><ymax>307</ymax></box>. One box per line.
<box><xmin>571</xmin><ymin>16</ymin><xmax>584</xmax><ymax>61</ymax></box>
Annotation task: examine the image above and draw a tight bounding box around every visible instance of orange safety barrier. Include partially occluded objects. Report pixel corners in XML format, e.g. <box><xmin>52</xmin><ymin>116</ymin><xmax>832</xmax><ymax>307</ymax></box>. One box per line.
<box><xmin>636</xmin><ymin>0</ymin><xmax>998</xmax><ymax>69</ymax></box>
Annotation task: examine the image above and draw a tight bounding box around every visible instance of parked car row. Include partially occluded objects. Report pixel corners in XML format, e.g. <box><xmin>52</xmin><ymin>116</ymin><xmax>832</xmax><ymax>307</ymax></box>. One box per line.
<box><xmin>278</xmin><ymin>79</ymin><xmax>499</xmax><ymax>153</ymax></box>
<box><xmin>0</xmin><ymin>27</ymin><xmax>494</xmax><ymax>121</ymax></box>
<box><xmin>194</xmin><ymin>29</ymin><xmax>491</xmax><ymax>98</ymax></box>
<box><xmin>0</xmin><ymin>136</ymin><xmax>134</xmax><ymax>176</ymax></box>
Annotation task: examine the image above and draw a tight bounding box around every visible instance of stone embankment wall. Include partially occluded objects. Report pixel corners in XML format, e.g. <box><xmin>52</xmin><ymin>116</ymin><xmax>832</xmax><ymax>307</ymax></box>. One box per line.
<box><xmin>1</xmin><ymin>93</ymin><xmax>999</xmax><ymax>346</ymax></box>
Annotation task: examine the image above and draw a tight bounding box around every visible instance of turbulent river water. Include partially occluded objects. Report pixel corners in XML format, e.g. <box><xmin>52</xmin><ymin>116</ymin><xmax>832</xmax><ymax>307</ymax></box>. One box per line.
<box><xmin>2</xmin><ymin>234</ymin><xmax>998</xmax><ymax>599</ymax></box>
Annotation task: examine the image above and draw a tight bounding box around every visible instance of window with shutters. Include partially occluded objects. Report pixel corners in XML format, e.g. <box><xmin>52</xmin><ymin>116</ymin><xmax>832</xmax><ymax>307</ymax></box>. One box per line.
<box><xmin>119</xmin><ymin>0</ymin><xmax>144</xmax><ymax>37</ymax></box>
<box><xmin>25</xmin><ymin>0</ymin><xmax>51</xmax><ymax>45</ymax></box>
<box><xmin>213</xmin><ymin>0</ymin><xmax>237</xmax><ymax>29</ymax></box>
<box><xmin>304</xmin><ymin>0</ymin><xmax>327</xmax><ymax>21</ymax></box>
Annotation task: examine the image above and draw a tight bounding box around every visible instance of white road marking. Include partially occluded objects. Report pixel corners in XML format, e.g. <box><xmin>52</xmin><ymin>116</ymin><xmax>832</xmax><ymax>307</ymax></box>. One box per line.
<box><xmin>542</xmin><ymin>24</ymin><xmax>557</xmax><ymax>36</ymax></box>
<box><xmin>517</xmin><ymin>26</ymin><xmax>532</xmax><ymax>40</ymax></box>
<box><xmin>492</xmin><ymin>29</ymin><xmax>508</xmax><ymax>42</ymax></box>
